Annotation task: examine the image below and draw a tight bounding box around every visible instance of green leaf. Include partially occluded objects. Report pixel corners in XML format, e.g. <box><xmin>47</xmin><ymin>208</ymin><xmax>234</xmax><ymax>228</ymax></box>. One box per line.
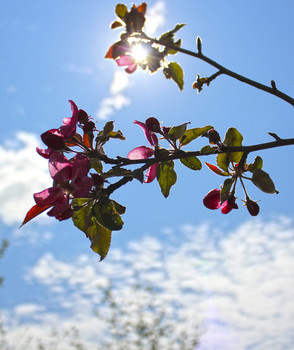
<box><xmin>112</xmin><ymin>200</ymin><xmax>126</xmax><ymax>215</ymax></box>
<box><xmin>180</xmin><ymin>125</ymin><xmax>213</xmax><ymax>146</ymax></box>
<box><xmin>252</xmin><ymin>169</ymin><xmax>278</xmax><ymax>194</ymax></box>
<box><xmin>167</xmin><ymin>39</ymin><xmax>182</xmax><ymax>55</ymax></box>
<box><xmin>221</xmin><ymin>178</ymin><xmax>234</xmax><ymax>203</ymax></box>
<box><xmin>223</xmin><ymin>127</ymin><xmax>243</xmax><ymax>146</ymax></box>
<box><xmin>157</xmin><ymin>160</ymin><xmax>177</xmax><ymax>198</ymax></box>
<box><xmin>200</xmin><ymin>145</ymin><xmax>216</xmax><ymax>155</ymax></box>
<box><xmin>164</xmin><ymin>62</ymin><xmax>184</xmax><ymax>91</ymax></box>
<box><xmin>93</xmin><ymin>196</ymin><xmax>124</xmax><ymax>231</ymax></box>
<box><xmin>180</xmin><ymin>156</ymin><xmax>202</xmax><ymax>170</ymax></box>
<box><xmin>103</xmin><ymin>121</ymin><xmax>114</xmax><ymax>134</ymax></box>
<box><xmin>72</xmin><ymin>199</ymin><xmax>112</xmax><ymax>261</ymax></box>
<box><xmin>216</xmin><ymin>153</ymin><xmax>230</xmax><ymax>172</ymax></box>
<box><xmin>108</xmin><ymin>130</ymin><xmax>126</xmax><ymax>140</ymax></box>
<box><xmin>105</xmin><ymin>167</ymin><xmax>132</xmax><ymax>178</ymax></box>
<box><xmin>115</xmin><ymin>4</ymin><xmax>128</xmax><ymax>19</ymax></box>
<box><xmin>168</xmin><ymin>122</ymin><xmax>189</xmax><ymax>141</ymax></box>
<box><xmin>248</xmin><ymin>156</ymin><xmax>263</xmax><ymax>173</ymax></box>
<box><xmin>159</xmin><ymin>23</ymin><xmax>185</xmax><ymax>42</ymax></box>
<box><xmin>223</xmin><ymin>127</ymin><xmax>243</xmax><ymax>163</ymax></box>
<box><xmin>90</xmin><ymin>158</ymin><xmax>103</xmax><ymax>173</ymax></box>
<box><xmin>154</xmin><ymin>148</ymin><xmax>170</xmax><ymax>158</ymax></box>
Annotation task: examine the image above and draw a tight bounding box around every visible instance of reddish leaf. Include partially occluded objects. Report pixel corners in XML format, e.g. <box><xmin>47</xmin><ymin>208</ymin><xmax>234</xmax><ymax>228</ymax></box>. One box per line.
<box><xmin>83</xmin><ymin>133</ymin><xmax>92</xmax><ymax>148</ymax></box>
<box><xmin>137</xmin><ymin>2</ymin><xmax>147</xmax><ymax>14</ymax></box>
<box><xmin>205</xmin><ymin>162</ymin><xmax>228</xmax><ymax>176</ymax></box>
<box><xmin>105</xmin><ymin>44</ymin><xmax>114</xmax><ymax>59</ymax></box>
<box><xmin>111</xmin><ymin>20</ymin><xmax>124</xmax><ymax>29</ymax></box>
<box><xmin>20</xmin><ymin>204</ymin><xmax>51</xmax><ymax>227</ymax></box>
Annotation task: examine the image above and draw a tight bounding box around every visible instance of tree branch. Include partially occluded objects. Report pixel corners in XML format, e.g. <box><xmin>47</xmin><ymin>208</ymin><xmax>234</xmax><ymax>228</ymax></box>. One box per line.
<box><xmin>103</xmin><ymin>136</ymin><xmax>294</xmax><ymax>168</ymax></box>
<box><xmin>148</xmin><ymin>37</ymin><xmax>294</xmax><ymax>107</ymax></box>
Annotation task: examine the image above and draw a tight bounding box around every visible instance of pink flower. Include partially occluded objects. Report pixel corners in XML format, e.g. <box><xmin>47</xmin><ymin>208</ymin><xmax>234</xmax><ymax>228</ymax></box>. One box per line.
<box><xmin>133</xmin><ymin>120</ymin><xmax>158</xmax><ymax>146</ymax></box>
<box><xmin>38</xmin><ymin>100</ymin><xmax>80</xmax><ymax>156</ymax></box>
<box><xmin>203</xmin><ymin>189</ymin><xmax>221</xmax><ymax>209</ymax></box>
<box><xmin>220</xmin><ymin>194</ymin><xmax>238</xmax><ymax>214</ymax></box>
<box><xmin>33</xmin><ymin>152</ymin><xmax>93</xmax><ymax>220</ymax></box>
<box><xmin>203</xmin><ymin>189</ymin><xmax>238</xmax><ymax>214</ymax></box>
<box><xmin>59</xmin><ymin>100</ymin><xmax>79</xmax><ymax>139</ymax></box>
<box><xmin>116</xmin><ymin>55</ymin><xmax>137</xmax><ymax>74</ymax></box>
<box><xmin>127</xmin><ymin>146</ymin><xmax>158</xmax><ymax>183</ymax></box>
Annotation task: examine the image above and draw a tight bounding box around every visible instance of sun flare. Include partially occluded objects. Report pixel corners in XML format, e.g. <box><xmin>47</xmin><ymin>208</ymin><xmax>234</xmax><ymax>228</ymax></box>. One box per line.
<box><xmin>131</xmin><ymin>44</ymin><xmax>148</xmax><ymax>63</ymax></box>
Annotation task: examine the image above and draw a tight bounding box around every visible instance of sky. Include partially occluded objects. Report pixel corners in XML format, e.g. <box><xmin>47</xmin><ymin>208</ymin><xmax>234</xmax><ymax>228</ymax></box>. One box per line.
<box><xmin>1</xmin><ymin>0</ymin><xmax>294</xmax><ymax>349</ymax></box>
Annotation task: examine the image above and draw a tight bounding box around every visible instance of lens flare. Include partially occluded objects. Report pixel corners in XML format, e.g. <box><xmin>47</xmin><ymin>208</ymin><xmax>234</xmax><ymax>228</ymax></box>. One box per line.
<box><xmin>131</xmin><ymin>44</ymin><xmax>148</xmax><ymax>63</ymax></box>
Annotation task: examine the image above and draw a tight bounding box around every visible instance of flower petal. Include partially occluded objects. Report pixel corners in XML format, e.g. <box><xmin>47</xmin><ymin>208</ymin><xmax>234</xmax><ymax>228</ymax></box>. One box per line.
<box><xmin>203</xmin><ymin>189</ymin><xmax>221</xmax><ymax>209</ymax></box>
<box><xmin>133</xmin><ymin>120</ymin><xmax>156</xmax><ymax>146</ymax></box>
<box><xmin>72</xmin><ymin>176</ymin><xmax>94</xmax><ymax>197</ymax></box>
<box><xmin>125</xmin><ymin>63</ymin><xmax>137</xmax><ymax>74</ymax></box>
<box><xmin>34</xmin><ymin>187</ymin><xmax>66</xmax><ymax>207</ymax></box>
<box><xmin>116</xmin><ymin>55</ymin><xmax>135</xmax><ymax>66</ymax></box>
<box><xmin>71</xmin><ymin>154</ymin><xmax>90</xmax><ymax>179</ymax></box>
<box><xmin>144</xmin><ymin>163</ymin><xmax>159</xmax><ymax>183</ymax></box>
<box><xmin>127</xmin><ymin>146</ymin><xmax>154</xmax><ymax>160</ymax></box>
<box><xmin>49</xmin><ymin>153</ymin><xmax>71</xmax><ymax>182</ymax></box>
<box><xmin>220</xmin><ymin>197</ymin><xmax>238</xmax><ymax>214</ymax></box>
<box><xmin>63</xmin><ymin>100</ymin><xmax>79</xmax><ymax>126</ymax></box>
<box><xmin>47</xmin><ymin>195</ymin><xmax>71</xmax><ymax>220</ymax></box>
<box><xmin>36</xmin><ymin>147</ymin><xmax>54</xmax><ymax>159</ymax></box>
<box><xmin>41</xmin><ymin>129</ymin><xmax>64</xmax><ymax>150</ymax></box>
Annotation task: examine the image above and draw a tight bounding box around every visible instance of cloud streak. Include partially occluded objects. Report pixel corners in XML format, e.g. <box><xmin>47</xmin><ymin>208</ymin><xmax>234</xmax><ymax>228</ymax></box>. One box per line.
<box><xmin>1</xmin><ymin>217</ymin><xmax>294</xmax><ymax>349</ymax></box>
<box><xmin>0</xmin><ymin>132</ymin><xmax>51</xmax><ymax>226</ymax></box>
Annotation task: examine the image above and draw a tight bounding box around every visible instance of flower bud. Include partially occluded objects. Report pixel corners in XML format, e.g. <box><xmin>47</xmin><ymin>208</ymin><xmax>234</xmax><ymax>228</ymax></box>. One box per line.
<box><xmin>78</xmin><ymin>109</ymin><xmax>89</xmax><ymax>124</ymax></box>
<box><xmin>145</xmin><ymin>117</ymin><xmax>161</xmax><ymax>133</ymax></box>
<box><xmin>246</xmin><ymin>198</ymin><xmax>259</xmax><ymax>216</ymax></box>
<box><xmin>208</xmin><ymin>129</ymin><xmax>221</xmax><ymax>145</ymax></box>
<box><xmin>83</xmin><ymin>121</ymin><xmax>95</xmax><ymax>133</ymax></box>
<box><xmin>203</xmin><ymin>189</ymin><xmax>221</xmax><ymax>209</ymax></box>
<box><xmin>41</xmin><ymin>129</ymin><xmax>65</xmax><ymax>150</ymax></box>
<box><xmin>220</xmin><ymin>193</ymin><xmax>238</xmax><ymax>214</ymax></box>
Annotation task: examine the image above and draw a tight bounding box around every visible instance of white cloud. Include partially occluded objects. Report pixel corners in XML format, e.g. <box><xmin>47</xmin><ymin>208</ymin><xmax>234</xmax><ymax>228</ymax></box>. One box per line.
<box><xmin>96</xmin><ymin>94</ymin><xmax>131</xmax><ymax>120</ymax></box>
<box><xmin>110</xmin><ymin>71</ymin><xmax>130</xmax><ymax>94</ymax></box>
<box><xmin>145</xmin><ymin>0</ymin><xmax>166</xmax><ymax>36</ymax></box>
<box><xmin>0</xmin><ymin>132</ymin><xmax>51</xmax><ymax>225</ymax></box>
<box><xmin>1</xmin><ymin>217</ymin><xmax>294</xmax><ymax>349</ymax></box>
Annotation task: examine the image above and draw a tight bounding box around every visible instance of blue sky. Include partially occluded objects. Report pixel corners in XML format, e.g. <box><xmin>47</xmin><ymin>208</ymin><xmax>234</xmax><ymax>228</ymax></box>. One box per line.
<box><xmin>1</xmin><ymin>1</ymin><xmax>294</xmax><ymax>349</ymax></box>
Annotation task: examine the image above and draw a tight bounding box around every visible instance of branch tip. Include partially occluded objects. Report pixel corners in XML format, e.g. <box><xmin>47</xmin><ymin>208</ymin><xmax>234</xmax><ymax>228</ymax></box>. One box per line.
<box><xmin>268</xmin><ymin>132</ymin><xmax>281</xmax><ymax>141</ymax></box>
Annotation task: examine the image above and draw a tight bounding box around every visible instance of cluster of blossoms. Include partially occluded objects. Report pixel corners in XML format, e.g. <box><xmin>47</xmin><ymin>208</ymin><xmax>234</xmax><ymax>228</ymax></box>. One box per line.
<box><xmin>105</xmin><ymin>3</ymin><xmax>185</xmax><ymax>91</ymax></box>
<box><xmin>22</xmin><ymin>100</ymin><xmax>99</xmax><ymax>224</ymax></box>
<box><xmin>202</xmin><ymin>142</ymin><xmax>277</xmax><ymax>217</ymax></box>
<box><xmin>105</xmin><ymin>3</ymin><xmax>163</xmax><ymax>74</ymax></box>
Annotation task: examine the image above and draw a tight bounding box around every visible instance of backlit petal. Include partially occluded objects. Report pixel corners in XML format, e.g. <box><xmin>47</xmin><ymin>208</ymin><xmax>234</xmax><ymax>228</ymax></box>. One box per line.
<box><xmin>127</xmin><ymin>146</ymin><xmax>154</xmax><ymax>159</ymax></box>
<box><xmin>144</xmin><ymin>163</ymin><xmax>159</xmax><ymax>183</ymax></box>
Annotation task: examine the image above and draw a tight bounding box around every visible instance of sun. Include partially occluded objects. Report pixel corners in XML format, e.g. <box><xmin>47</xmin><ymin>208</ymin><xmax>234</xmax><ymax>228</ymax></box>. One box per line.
<box><xmin>131</xmin><ymin>43</ymin><xmax>148</xmax><ymax>63</ymax></box>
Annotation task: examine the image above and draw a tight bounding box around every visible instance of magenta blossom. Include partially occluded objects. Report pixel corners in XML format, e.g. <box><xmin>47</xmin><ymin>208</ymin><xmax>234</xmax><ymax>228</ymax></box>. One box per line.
<box><xmin>128</xmin><ymin>146</ymin><xmax>158</xmax><ymax>183</ymax></box>
<box><xmin>203</xmin><ymin>188</ymin><xmax>238</xmax><ymax>214</ymax></box>
<box><xmin>133</xmin><ymin>120</ymin><xmax>158</xmax><ymax>146</ymax></box>
<box><xmin>37</xmin><ymin>100</ymin><xmax>80</xmax><ymax>157</ymax></box>
<box><xmin>33</xmin><ymin>152</ymin><xmax>93</xmax><ymax>220</ymax></box>
<box><xmin>116</xmin><ymin>55</ymin><xmax>137</xmax><ymax>74</ymax></box>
